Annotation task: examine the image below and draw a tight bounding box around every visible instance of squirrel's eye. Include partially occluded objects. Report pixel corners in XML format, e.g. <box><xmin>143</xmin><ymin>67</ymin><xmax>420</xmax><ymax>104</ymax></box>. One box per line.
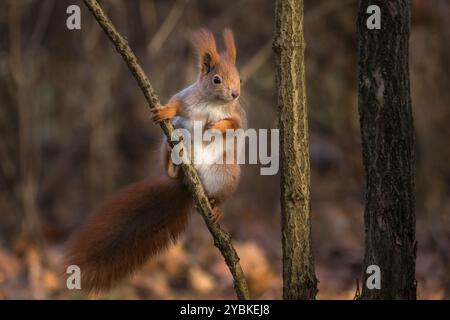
<box><xmin>212</xmin><ymin>75</ymin><xmax>222</xmax><ymax>84</ymax></box>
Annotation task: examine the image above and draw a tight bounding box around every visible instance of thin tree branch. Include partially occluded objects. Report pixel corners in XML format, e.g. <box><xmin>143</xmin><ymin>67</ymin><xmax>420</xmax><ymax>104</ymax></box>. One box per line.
<box><xmin>147</xmin><ymin>0</ymin><xmax>188</xmax><ymax>55</ymax></box>
<box><xmin>241</xmin><ymin>0</ymin><xmax>357</xmax><ymax>85</ymax></box>
<box><xmin>83</xmin><ymin>0</ymin><xmax>250</xmax><ymax>300</ymax></box>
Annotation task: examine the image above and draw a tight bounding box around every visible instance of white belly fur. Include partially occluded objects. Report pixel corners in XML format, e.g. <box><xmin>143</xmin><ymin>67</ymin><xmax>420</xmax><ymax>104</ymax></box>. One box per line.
<box><xmin>173</xmin><ymin>109</ymin><xmax>240</xmax><ymax>200</ymax></box>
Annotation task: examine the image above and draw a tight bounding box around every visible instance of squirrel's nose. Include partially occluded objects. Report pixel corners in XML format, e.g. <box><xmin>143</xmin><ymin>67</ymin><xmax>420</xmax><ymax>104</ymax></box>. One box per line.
<box><xmin>231</xmin><ymin>91</ymin><xmax>240</xmax><ymax>99</ymax></box>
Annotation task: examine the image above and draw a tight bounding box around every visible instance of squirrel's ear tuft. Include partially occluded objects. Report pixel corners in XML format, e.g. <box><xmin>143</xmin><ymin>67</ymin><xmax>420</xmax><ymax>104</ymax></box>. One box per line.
<box><xmin>192</xmin><ymin>29</ymin><xmax>219</xmax><ymax>75</ymax></box>
<box><xmin>223</xmin><ymin>28</ymin><xmax>236</xmax><ymax>64</ymax></box>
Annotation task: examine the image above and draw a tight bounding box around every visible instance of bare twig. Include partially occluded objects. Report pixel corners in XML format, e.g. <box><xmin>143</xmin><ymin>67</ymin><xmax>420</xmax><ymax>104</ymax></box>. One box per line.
<box><xmin>240</xmin><ymin>41</ymin><xmax>272</xmax><ymax>84</ymax></box>
<box><xmin>83</xmin><ymin>0</ymin><xmax>250</xmax><ymax>300</ymax></box>
<box><xmin>240</xmin><ymin>0</ymin><xmax>357</xmax><ymax>84</ymax></box>
<box><xmin>147</xmin><ymin>0</ymin><xmax>188</xmax><ymax>55</ymax></box>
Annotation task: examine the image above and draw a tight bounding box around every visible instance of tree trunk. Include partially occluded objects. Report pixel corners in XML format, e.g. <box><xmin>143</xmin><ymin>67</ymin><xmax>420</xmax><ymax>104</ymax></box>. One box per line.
<box><xmin>358</xmin><ymin>0</ymin><xmax>416</xmax><ymax>299</ymax></box>
<box><xmin>274</xmin><ymin>0</ymin><xmax>318</xmax><ymax>300</ymax></box>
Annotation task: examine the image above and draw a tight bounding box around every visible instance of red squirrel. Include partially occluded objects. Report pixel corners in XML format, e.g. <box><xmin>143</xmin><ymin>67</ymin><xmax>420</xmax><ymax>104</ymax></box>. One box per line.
<box><xmin>66</xmin><ymin>28</ymin><xmax>246</xmax><ymax>293</ymax></box>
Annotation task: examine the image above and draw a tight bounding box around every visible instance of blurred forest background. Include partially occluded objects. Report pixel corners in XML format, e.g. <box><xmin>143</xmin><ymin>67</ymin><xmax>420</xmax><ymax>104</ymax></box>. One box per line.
<box><xmin>0</xmin><ymin>0</ymin><xmax>449</xmax><ymax>299</ymax></box>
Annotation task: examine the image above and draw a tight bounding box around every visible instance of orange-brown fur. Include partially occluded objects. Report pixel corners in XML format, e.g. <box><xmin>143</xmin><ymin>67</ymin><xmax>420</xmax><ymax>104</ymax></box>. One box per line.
<box><xmin>222</xmin><ymin>28</ymin><xmax>236</xmax><ymax>63</ymax></box>
<box><xmin>192</xmin><ymin>28</ymin><xmax>221</xmax><ymax>75</ymax></box>
<box><xmin>152</xmin><ymin>99</ymin><xmax>182</xmax><ymax>123</ymax></box>
<box><xmin>66</xmin><ymin>177</ymin><xmax>192</xmax><ymax>293</ymax></box>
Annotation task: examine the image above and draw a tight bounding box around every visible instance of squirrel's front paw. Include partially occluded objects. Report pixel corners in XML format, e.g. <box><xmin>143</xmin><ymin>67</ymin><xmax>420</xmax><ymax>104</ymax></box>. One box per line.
<box><xmin>206</xmin><ymin>118</ymin><xmax>240</xmax><ymax>133</ymax></box>
<box><xmin>152</xmin><ymin>106</ymin><xmax>175</xmax><ymax>123</ymax></box>
<box><xmin>206</xmin><ymin>120</ymin><xmax>228</xmax><ymax>134</ymax></box>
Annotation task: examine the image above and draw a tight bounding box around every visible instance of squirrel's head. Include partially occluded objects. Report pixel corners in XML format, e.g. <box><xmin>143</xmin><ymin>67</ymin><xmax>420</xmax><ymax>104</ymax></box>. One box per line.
<box><xmin>192</xmin><ymin>28</ymin><xmax>240</xmax><ymax>102</ymax></box>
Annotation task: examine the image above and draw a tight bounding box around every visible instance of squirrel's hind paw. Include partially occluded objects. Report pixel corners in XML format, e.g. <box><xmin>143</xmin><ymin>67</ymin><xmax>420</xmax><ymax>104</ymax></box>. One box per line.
<box><xmin>211</xmin><ymin>206</ymin><xmax>223</xmax><ymax>222</ymax></box>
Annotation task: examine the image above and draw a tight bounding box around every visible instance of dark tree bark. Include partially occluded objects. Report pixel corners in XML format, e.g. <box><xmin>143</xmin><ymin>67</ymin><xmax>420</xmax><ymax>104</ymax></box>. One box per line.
<box><xmin>274</xmin><ymin>0</ymin><xmax>318</xmax><ymax>300</ymax></box>
<box><xmin>358</xmin><ymin>0</ymin><xmax>416</xmax><ymax>299</ymax></box>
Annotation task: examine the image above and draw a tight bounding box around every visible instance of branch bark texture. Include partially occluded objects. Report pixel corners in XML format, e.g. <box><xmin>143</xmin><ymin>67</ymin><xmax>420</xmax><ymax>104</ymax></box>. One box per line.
<box><xmin>83</xmin><ymin>0</ymin><xmax>249</xmax><ymax>300</ymax></box>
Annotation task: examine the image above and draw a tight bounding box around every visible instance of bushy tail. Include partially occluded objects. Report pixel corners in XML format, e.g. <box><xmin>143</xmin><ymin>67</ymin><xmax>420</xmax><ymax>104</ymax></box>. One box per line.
<box><xmin>65</xmin><ymin>177</ymin><xmax>192</xmax><ymax>293</ymax></box>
